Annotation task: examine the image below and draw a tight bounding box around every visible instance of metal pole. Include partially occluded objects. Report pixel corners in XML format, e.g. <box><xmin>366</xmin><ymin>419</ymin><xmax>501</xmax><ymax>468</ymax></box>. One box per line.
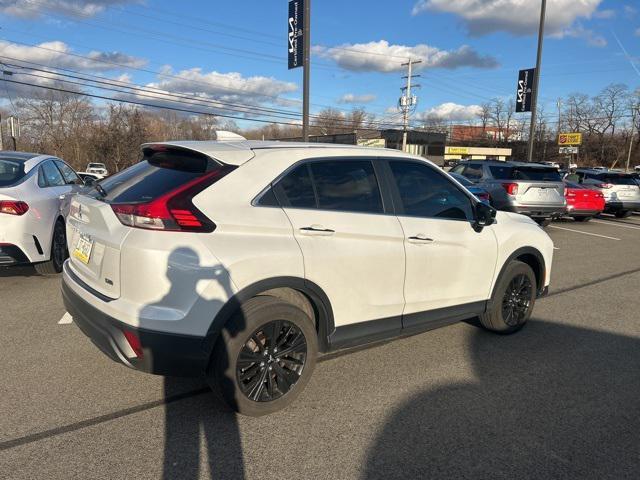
<box><xmin>527</xmin><ymin>0</ymin><xmax>546</xmax><ymax>163</ymax></box>
<box><xmin>402</xmin><ymin>59</ymin><xmax>413</xmax><ymax>152</ymax></box>
<box><xmin>0</xmin><ymin>113</ymin><xmax>3</xmax><ymax>151</ymax></box>
<box><xmin>626</xmin><ymin>104</ymin><xmax>638</xmax><ymax>173</ymax></box>
<box><xmin>302</xmin><ymin>0</ymin><xmax>310</xmax><ymax>142</ymax></box>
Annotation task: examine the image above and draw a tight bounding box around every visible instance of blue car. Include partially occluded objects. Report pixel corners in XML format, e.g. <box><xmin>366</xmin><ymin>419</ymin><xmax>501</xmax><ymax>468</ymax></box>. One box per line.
<box><xmin>449</xmin><ymin>172</ymin><xmax>491</xmax><ymax>205</ymax></box>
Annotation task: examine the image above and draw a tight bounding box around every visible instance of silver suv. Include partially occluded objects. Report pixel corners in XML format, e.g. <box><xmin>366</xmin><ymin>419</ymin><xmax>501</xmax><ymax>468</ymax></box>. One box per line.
<box><xmin>450</xmin><ymin>161</ymin><xmax>566</xmax><ymax>225</ymax></box>
<box><xmin>568</xmin><ymin>169</ymin><xmax>640</xmax><ymax>218</ymax></box>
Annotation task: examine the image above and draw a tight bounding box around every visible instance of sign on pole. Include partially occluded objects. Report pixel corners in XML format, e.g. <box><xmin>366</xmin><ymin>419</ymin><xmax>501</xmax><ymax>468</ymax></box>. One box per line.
<box><xmin>515</xmin><ymin>68</ymin><xmax>535</xmax><ymax>113</ymax></box>
<box><xmin>559</xmin><ymin>146</ymin><xmax>578</xmax><ymax>154</ymax></box>
<box><xmin>558</xmin><ymin>133</ymin><xmax>582</xmax><ymax>145</ymax></box>
<box><xmin>288</xmin><ymin>0</ymin><xmax>304</xmax><ymax>69</ymax></box>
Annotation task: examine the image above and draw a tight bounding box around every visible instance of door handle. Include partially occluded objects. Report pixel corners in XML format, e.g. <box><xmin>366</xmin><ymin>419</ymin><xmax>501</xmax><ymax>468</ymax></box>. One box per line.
<box><xmin>300</xmin><ymin>225</ymin><xmax>335</xmax><ymax>236</ymax></box>
<box><xmin>408</xmin><ymin>234</ymin><xmax>434</xmax><ymax>244</ymax></box>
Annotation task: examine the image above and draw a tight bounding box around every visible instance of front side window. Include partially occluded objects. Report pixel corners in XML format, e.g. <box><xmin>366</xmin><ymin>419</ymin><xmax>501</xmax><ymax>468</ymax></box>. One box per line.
<box><xmin>389</xmin><ymin>161</ymin><xmax>473</xmax><ymax>221</ymax></box>
<box><xmin>39</xmin><ymin>161</ymin><xmax>66</xmax><ymax>187</ymax></box>
<box><xmin>309</xmin><ymin>160</ymin><xmax>383</xmax><ymax>214</ymax></box>
<box><xmin>54</xmin><ymin>160</ymin><xmax>81</xmax><ymax>185</ymax></box>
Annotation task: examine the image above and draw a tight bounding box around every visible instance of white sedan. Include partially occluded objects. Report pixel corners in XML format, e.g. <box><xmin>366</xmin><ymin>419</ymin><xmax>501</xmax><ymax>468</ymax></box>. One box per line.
<box><xmin>0</xmin><ymin>151</ymin><xmax>84</xmax><ymax>274</ymax></box>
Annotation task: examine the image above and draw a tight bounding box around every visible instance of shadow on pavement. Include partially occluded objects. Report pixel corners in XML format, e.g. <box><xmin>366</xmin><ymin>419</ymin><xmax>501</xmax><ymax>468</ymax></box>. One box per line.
<box><xmin>0</xmin><ymin>265</ymin><xmax>39</xmax><ymax>277</ymax></box>
<box><xmin>363</xmin><ymin>320</ymin><xmax>640</xmax><ymax>479</ymax></box>
<box><xmin>138</xmin><ymin>247</ymin><xmax>246</xmax><ymax>479</ymax></box>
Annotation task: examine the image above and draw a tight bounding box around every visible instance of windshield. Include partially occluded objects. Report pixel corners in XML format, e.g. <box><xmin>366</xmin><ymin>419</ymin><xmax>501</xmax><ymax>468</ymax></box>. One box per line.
<box><xmin>0</xmin><ymin>159</ymin><xmax>26</xmax><ymax>187</ymax></box>
<box><xmin>490</xmin><ymin>165</ymin><xmax>560</xmax><ymax>181</ymax></box>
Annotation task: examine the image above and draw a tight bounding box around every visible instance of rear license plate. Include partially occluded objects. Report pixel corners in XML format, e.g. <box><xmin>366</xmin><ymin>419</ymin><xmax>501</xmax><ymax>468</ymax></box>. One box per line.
<box><xmin>73</xmin><ymin>234</ymin><xmax>93</xmax><ymax>265</ymax></box>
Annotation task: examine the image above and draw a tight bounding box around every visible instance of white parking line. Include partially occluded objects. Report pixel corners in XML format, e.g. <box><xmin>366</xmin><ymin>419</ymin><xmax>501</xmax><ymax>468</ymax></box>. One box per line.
<box><xmin>549</xmin><ymin>225</ymin><xmax>620</xmax><ymax>241</ymax></box>
<box><xmin>591</xmin><ymin>219</ymin><xmax>640</xmax><ymax>230</ymax></box>
<box><xmin>58</xmin><ymin>312</ymin><xmax>73</xmax><ymax>324</ymax></box>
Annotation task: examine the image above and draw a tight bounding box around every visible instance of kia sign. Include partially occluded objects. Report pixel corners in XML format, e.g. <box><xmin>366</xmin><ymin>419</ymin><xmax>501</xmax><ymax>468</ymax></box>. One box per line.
<box><xmin>288</xmin><ymin>0</ymin><xmax>304</xmax><ymax>69</ymax></box>
<box><xmin>515</xmin><ymin>68</ymin><xmax>535</xmax><ymax>113</ymax></box>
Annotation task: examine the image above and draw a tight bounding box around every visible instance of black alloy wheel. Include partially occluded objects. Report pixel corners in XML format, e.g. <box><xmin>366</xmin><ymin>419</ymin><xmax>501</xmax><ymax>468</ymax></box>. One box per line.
<box><xmin>237</xmin><ymin>320</ymin><xmax>307</xmax><ymax>403</ymax></box>
<box><xmin>501</xmin><ymin>274</ymin><xmax>533</xmax><ymax>327</ymax></box>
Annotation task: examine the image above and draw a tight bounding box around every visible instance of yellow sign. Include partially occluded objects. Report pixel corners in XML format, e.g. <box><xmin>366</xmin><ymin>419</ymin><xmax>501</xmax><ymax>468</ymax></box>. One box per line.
<box><xmin>445</xmin><ymin>146</ymin><xmax>469</xmax><ymax>155</ymax></box>
<box><xmin>558</xmin><ymin>133</ymin><xmax>582</xmax><ymax>145</ymax></box>
<box><xmin>357</xmin><ymin>138</ymin><xmax>386</xmax><ymax>148</ymax></box>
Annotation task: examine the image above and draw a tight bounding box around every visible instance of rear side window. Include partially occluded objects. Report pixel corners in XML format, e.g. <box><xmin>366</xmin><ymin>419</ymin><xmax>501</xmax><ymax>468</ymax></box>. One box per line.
<box><xmin>0</xmin><ymin>159</ymin><xmax>25</xmax><ymax>187</ymax></box>
<box><xmin>489</xmin><ymin>165</ymin><xmax>513</xmax><ymax>179</ymax></box>
<box><xmin>275</xmin><ymin>164</ymin><xmax>316</xmax><ymax>208</ymax></box>
<box><xmin>462</xmin><ymin>164</ymin><xmax>483</xmax><ymax>180</ymax></box>
<box><xmin>39</xmin><ymin>161</ymin><xmax>66</xmax><ymax>187</ymax></box>
<box><xmin>95</xmin><ymin>148</ymin><xmax>230</xmax><ymax>203</ymax></box>
<box><xmin>309</xmin><ymin>160</ymin><xmax>383</xmax><ymax>214</ymax></box>
<box><xmin>389</xmin><ymin>161</ymin><xmax>473</xmax><ymax>221</ymax></box>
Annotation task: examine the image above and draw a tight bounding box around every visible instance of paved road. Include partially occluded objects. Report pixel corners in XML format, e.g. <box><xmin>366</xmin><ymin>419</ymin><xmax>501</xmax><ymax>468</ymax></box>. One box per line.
<box><xmin>1</xmin><ymin>215</ymin><xmax>639</xmax><ymax>479</ymax></box>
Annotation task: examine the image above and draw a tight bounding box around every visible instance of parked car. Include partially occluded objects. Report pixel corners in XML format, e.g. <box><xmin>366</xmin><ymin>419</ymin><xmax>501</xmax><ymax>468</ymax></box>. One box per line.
<box><xmin>568</xmin><ymin>169</ymin><xmax>640</xmax><ymax>218</ymax></box>
<box><xmin>76</xmin><ymin>172</ymin><xmax>101</xmax><ymax>186</ymax></box>
<box><xmin>563</xmin><ymin>180</ymin><xmax>605</xmax><ymax>222</ymax></box>
<box><xmin>85</xmin><ymin>163</ymin><xmax>108</xmax><ymax>177</ymax></box>
<box><xmin>450</xmin><ymin>160</ymin><xmax>566</xmax><ymax>226</ymax></box>
<box><xmin>62</xmin><ymin>140</ymin><xmax>554</xmax><ymax>416</ymax></box>
<box><xmin>448</xmin><ymin>172</ymin><xmax>491</xmax><ymax>204</ymax></box>
<box><xmin>0</xmin><ymin>151</ymin><xmax>84</xmax><ymax>273</ymax></box>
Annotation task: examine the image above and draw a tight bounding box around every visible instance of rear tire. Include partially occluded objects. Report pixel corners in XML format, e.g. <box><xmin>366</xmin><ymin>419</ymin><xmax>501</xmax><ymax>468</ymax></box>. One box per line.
<box><xmin>615</xmin><ymin>210</ymin><xmax>632</xmax><ymax>218</ymax></box>
<box><xmin>573</xmin><ymin>216</ymin><xmax>592</xmax><ymax>222</ymax></box>
<box><xmin>209</xmin><ymin>296</ymin><xmax>318</xmax><ymax>416</ymax></box>
<box><xmin>479</xmin><ymin>260</ymin><xmax>536</xmax><ymax>334</ymax></box>
<box><xmin>534</xmin><ymin>218</ymin><xmax>551</xmax><ymax>227</ymax></box>
<box><xmin>34</xmin><ymin>219</ymin><xmax>67</xmax><ymax>275</ymax></box>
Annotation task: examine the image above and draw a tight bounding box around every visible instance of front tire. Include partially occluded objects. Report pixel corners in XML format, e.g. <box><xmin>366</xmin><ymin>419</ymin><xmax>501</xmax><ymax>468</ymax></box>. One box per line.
<box><xmin>479</xmin><ymin>260</ymin><xmax>536</xmax><ymax>334</ymax></box>
<box><xmin>34</xmin><ymin>219</ymin><xmax>67</xmax><ymax>275</ymax></box>
<box><xmin>209</xmin><ymin>296</ymin><xmax>318</xmax><ymax>416</ymax></box>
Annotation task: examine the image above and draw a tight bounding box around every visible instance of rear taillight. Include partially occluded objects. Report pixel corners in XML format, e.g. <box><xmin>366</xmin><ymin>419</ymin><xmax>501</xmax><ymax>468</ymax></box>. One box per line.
<box><xmin>0</xmin><ymin>201</ymin><xmax>29</xmax><ymax>215</ymax></box>
<box><xmin>595</xmin><ymin>192</ymin><xmax>604</xmax><ymax>198</ymax></box>
<box><xmin>122</xmin><ymin>330</ymin><xmax>143</xmax><ymax>358</ymax></box>
<box><xmin>110</xmin><ymin>166</ymin><xmax>234</xmax><ymax>232</ymax></box>
<box><xmin>597</xmin><ymin>183</ymin><xmax>613</xmax><ymax>189</ymax></box>
<box><xmin>501</xmin><ymin>182</ymin><xmax>519</xmax><ymax>195</ymax></box>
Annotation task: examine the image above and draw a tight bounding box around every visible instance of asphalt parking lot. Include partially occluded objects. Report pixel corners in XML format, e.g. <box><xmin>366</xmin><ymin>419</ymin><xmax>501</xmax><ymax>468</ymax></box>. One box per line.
<box><xmin>1</xmin><ymin>214</ymin><xmax>639</xmax><ymax>480</ymax></box>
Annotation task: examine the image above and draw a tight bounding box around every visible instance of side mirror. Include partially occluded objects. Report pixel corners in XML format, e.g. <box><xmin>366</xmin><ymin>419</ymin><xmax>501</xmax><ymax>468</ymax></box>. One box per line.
<box><xmin>83</xmin><ymin>177</ymin><xmax>95</xmax><ymax>187</ymax></box>
<box><xmin>473</xmin><ymin>202</ymin><xmax>496</xmax><ymax>232</ymax></box>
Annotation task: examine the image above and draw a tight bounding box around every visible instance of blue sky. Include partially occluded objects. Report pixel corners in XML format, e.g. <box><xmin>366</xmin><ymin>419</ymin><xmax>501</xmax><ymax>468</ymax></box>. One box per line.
<box><xmin>0</xmin><ymin>0</ymin><xmax>639</xmax><ymax>127</ymax></box>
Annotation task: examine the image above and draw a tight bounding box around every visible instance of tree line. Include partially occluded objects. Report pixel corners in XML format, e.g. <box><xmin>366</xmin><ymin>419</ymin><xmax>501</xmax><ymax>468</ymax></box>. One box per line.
<box><xmin>1</xmin><ymin>82</ymin><xmax>638</xmax><ymax>173</ymax></box>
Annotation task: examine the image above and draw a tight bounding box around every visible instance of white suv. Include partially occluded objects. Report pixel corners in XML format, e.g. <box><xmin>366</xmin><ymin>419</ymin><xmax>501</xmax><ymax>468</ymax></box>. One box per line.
<box><xmin>62</xmin><ymin>139</ymin><xmax>553</xmax><ymax>416</ymax></box>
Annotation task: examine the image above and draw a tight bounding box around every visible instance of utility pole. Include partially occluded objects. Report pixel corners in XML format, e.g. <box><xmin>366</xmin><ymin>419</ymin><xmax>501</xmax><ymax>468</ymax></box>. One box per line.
<box><xmin>400</xmin><ymin>59</ymin><xmax>421</xmax><ymax>152</ymax></box>
<box><xmin>0</xmin><ymin>113</ymin><xmax>3</xmax><ymax>151</ymax></box>
<box><xmin>626</xmin><ymin>103</ymin><xmax>639</xmax><ymax>173</ymax></box>
<box><xmin>527</xmin><ymin>0</ymin><xmax>546</xmax><ymax>163</ymax></box>
<box><xmin>302</xmin><ymin>0</ymin><xmax>311</xmax><ymax>141</ymax></box>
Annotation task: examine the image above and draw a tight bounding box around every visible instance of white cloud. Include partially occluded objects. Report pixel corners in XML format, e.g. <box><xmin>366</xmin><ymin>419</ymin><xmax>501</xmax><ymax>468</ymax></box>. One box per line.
<box><xmin>0</xmin><ymin>0</ymin><xmax>136</xmax><ymax>18</ymax></box>
<box><xmin>338</xmin><ymin>93</ymin><xmax>377</xmax><ymax>104</ymax></box>
<box><xmin>624</xmin><ymin>5</ymin><xmax>637</xmax><ymax>18</ymax></box>
<box><xmin>412</xmin><ymin>0</ymin><xmax>603</xmax><ymax>37</ymax></box>
<box><xmin>314</xmin><ymin>40</ymin><xmax>499</xmax><ymax>73</ymax></box>
<box><xmin>563</xmin><ymin>23</ymin><xmax>607</xmax><ymax>47</ymax></box>
<box><xmin>417</xmin><ymin>102</ymin><xmax>482</xmax><ymax>121</ymax></box>
<box><xmin>0</xmin><ymin>40</ymin><xmax>146</xmax><ymax>71</ymax></box>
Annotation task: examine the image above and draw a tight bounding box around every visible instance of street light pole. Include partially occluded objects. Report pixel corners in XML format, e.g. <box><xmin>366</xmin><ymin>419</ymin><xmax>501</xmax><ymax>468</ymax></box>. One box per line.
<box><xmin>527</xmin><ymin>0</ymin><xmax>546</xmax><ymax>163</ymax></box>
<box><xmin>302</xmin><ymin>0</ymin><xmax>311</xmax><ymax>142</ymax></box>
<box><xmin>626</xmin><ymin>104</ymin><xmax>639</xmax><ymax>173</ymax></box>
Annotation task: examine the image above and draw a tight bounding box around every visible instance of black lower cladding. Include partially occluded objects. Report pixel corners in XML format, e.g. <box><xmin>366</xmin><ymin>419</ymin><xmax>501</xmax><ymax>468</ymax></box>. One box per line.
<box><xmin>61</xmin><ymin>278</ymin><xmax>209</xmax><ymax>377</ymax></box>
<box><xmin>0</xmin><ymin>244</ymin><xmax>30</xmax><ymax>266</ymax></box>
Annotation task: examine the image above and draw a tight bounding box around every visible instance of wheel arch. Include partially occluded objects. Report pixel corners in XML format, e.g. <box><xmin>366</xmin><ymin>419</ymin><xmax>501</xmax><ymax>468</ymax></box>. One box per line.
<box><xmin>204</xmin><ymin>276</ymin><xmax>335</xmax><ymax>356</ymax></box>
<box><xmin>492</xmin><ymin>247</ymin><xmax>546</xmax><ymax>299</ymax></box>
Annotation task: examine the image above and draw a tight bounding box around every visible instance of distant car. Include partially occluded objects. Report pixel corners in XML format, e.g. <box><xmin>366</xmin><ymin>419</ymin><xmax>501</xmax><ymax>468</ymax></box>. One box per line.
<box><xmin>570</xmin><ymin>169</ymin><xmax>640</xmax><ymax>218</ymax></box>
<box><xmin>540</xmin><ymin>161</ymin><xmax>560</xmax><ymax>169</ymax></box>
<box><xmin>0</xmin><ymin>151</ymin><xmax>84</xmax><ymax>274</ymax></box>
<box><xmin>449</xmin><ymin>172</ymin><xmax>491</xmax><ymax>204</ymax></box>
<box><xmin>450</xmin><ymin>160</ymin><xmax>566</xmax><ymax>226</ymax></box>
<box><xmin>563</xmin><ymin>181</ymin><xmax>605</xmax><ymax>222</ymax></box>
<box><xmin>86</xmin><ymin>163</ymin><xmax>108</xmax><ymax>177</ymax></box>
<box><xmin>76</xmin><ymin>172</ymin><xmax>101</xmax><ymax>186</ymax></box>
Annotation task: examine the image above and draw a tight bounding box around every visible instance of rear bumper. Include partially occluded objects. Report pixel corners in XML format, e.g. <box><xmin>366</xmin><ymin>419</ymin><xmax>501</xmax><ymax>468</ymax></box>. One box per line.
<box><xmin>0</xmin><ymin>244</ymin><xmax>30</xmax><ymax>267</ymax></box>
<box><xmin>565</xmin><ymin>209</ymin><xmax>602</xmax><ymax>217</ymax></box>
<box><xmin>503</xmin><ymin>205</ymin><xmax>566</xmax><ymax>218</ymax></box>
<box><xmin>62</xmin><ymin>261</ymin><xmax>209</xmax><ymax>377</ymax></box>
<box><xmin>604</xmin><ymin>201</ymin><xmax>640</xmax><ymax>212</ymax></box>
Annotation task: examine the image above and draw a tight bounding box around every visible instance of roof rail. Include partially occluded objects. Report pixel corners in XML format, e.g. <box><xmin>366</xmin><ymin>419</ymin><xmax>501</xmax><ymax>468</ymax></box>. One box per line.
<box><xmin>214</xmin><ymin>131</ymin><xmax>247</xmax><ymax>142</ymax></box>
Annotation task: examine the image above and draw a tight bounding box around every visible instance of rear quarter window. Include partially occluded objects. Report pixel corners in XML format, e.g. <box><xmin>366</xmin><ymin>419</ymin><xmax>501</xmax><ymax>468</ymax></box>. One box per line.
<box><xmin>489</xmin><ymin>165</ymin><xmax>513</xmax><ymax>180</ymax></box>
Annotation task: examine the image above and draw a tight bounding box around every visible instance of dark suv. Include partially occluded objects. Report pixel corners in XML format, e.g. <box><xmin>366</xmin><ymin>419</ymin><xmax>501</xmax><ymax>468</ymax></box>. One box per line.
<box><xmin>450</xmin><ymin>161</ymin><xmax>566</xmax><ymax>225</ymax></box>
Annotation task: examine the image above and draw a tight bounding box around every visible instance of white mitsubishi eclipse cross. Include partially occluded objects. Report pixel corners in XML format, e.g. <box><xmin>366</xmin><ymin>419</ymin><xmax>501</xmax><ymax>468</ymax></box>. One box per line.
<box><xmin>62</xmin><ymin>137</ymin><xmax>554</xmax><ymax>416</ymax></box>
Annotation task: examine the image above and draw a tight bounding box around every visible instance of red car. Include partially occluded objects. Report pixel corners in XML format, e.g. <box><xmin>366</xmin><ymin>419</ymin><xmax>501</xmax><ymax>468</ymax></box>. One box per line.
<box><xmin>564</xmin><ymin>181</ymin><xmax>605</xmax><ymax>222</ymax></box>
